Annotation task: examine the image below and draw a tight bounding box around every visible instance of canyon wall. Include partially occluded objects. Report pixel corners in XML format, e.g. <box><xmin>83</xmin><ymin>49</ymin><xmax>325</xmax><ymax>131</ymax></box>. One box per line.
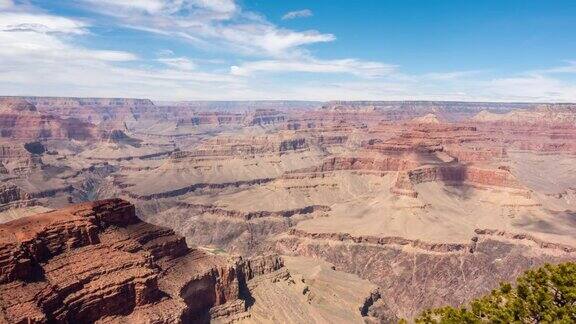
<box><xmin>0</xmin><ymin>199</ymin><xmax>285</xmax><ymax>323</ymax></box>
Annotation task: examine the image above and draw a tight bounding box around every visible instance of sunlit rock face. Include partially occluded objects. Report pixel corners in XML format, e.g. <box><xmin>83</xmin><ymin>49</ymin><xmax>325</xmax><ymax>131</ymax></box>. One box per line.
<box><xmin>1</xmin><ymin>97</ymin><xmax>576</xmax><ymax>321</ymax></box>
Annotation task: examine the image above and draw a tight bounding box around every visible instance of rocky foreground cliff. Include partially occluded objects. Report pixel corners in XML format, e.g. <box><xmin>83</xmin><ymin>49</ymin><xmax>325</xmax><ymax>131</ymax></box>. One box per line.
<box><xmin>0</xmin><ymin>199</ymin><xmax>383</xmax><ymax>324</ymax></box>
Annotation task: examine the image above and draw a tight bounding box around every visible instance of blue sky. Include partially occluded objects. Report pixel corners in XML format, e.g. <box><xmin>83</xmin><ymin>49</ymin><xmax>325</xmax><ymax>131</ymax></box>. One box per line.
<box><xmin>0</xmin><ymin>0</ymin><xmax>575</xmax><ymax>101</ymax></box>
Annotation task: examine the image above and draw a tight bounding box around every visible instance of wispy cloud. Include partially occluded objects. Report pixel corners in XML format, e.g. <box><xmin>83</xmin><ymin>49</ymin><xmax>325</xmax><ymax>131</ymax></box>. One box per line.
<box><xmin>0</xmin><ymin>6</ymin><xmax>241</xmax><ymax>100</ymax></box>
<box><xmin>81</xmin><ymin>0</ymin><xmax>237</xmax><ymax>17</ymax></box>
<box><xmin>0</xmin><ymin>12</ymin><xmax>89</xmax><ymax>35</ymax></box>
<box><xmin>282</xmin><ymin>9</ymin><xmax>313</xmax><ymax>20</ymax></box>
<box><xmin>483</xmin><ymin>74</ymin><xmax>576</xmax><ymax>102</ymax></box>
<box><xmin>158</xmin><ymin>57</ymin><xmax>197</xmax><ymax>70</ymax></box>
<box><xmin>421</xmin><ymin>70</ymin><xmax>483</xmax><ymax>81</ymax></box>
<box><xmin>531</xmin><ymin>61</ymin><xmax>576</xmax><ymax>74</ymax></box>
<box><xmin>1</xmin><ymin>1</ymin><xmax>576</xmax><ymax>102</ymax></box>
<box><xmin>230</xmin><ymin>58</ymin><xmax>396</xmax><ymax>78</ymax></box>
<box><xmin>78</xmin><ymin>0</ymin><xmax>331</xmax><ymax>58</ymax></box>
<box><xmin>0</xmin><ymin>12</ymin><xmax>136</xmax><ymax>62</ymax></box>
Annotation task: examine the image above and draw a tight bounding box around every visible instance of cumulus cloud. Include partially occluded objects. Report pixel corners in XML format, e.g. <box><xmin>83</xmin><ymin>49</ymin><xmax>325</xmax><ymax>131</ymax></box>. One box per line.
<box><xmin>282</xmin><ymin>9</ymin><xmax>313</xmax><ymax>20</ymax></box>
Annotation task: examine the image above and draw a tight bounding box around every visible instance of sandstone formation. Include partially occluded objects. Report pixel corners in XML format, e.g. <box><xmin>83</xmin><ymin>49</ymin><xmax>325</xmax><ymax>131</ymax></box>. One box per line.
<box><xmin>2</xmin><ymin>97</ymin><xmax>576</xmax><ymax>322</ymax></box>
<box><xmin>0</xmin><ymin>200</ymin><xmax>383</xmax><ymax>323</ymax></box>
<box><xmin>0</xmin><ymin>98</ymin><xmax>95</xmax><ymax>140</ymax></box>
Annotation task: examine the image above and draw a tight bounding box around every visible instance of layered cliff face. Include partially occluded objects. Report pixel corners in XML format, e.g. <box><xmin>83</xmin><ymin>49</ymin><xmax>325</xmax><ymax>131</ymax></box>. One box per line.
<box><xmin>0</xmin><ymin>199</ymin><xmax>276</xmax><ymax>323</ymax></box>
<box><xmin>244</xmin><ymin>109</ymin><xmax>286</xmax><ymax>126</ymax></box>
<box><xmin>15</xmin><ymin>97</ymin><xmax>155</xmax><ymax>108</ymax></box>
<box><xmin>472</xmin><ymin>105</ymin><xmax>576</xmax><ymax>125</ymax></box>
<box><xmin>2</xmin><ymin>97</ymin><xmax>576</xmax><ymax>322</ymax></box>
<box><xmin>0</xmin><ymin>200</ymin><xmax>239</xmax><ymax>323</ymax></box>
<box><xmin>0</xmin><ymin>199</ymin><xmax>386</xmax><ymax>323</ymax></box>
<box><xmin>321</xmin><ymin>100</ymin><xmax>546</xmax><ymax>121</ymax></box>
<box><xmin>176</xmin><ymin>112</ymin><xmax>244</xmax><ymax>127</ymax></box>
<box><xmin>11</xmin><ymin>97</ymin><xmax>156</xmax><ymax>124</ymax></box>
<box><xmin>0</xmin><ymin>98</ymin><xmax>96</xmax><ymax>140</ymax></box>
<box><xmin>0</xmin><ymin>141</ymin><xmax>31</xmax><ymax>161</ymax></box>
<box><xmin>274</xmin><ymin>228</ymin><xmax>576</xmax><ymax>319</ymax></box>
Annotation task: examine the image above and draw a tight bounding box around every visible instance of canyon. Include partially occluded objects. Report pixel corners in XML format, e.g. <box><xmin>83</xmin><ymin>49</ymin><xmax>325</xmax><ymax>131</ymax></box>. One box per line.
<box><xmin>0</xmin><ymin>199</ymin><xmax>380</xmax><ymax>323</ymax></box>
<box><xmin>1</xmin><ymin>97</ymin><xmax>576</xmax><ymax>322</ymax></box>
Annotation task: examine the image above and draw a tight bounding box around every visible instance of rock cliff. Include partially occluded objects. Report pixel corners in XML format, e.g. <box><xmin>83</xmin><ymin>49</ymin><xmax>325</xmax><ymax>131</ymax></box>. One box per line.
<box><xmin>0</xmin><ymin>199</ymin><xmax>285</xmax><ymax>323</ymax></box>
<box><xmin>0</xmin><ymin>98</ymin><xmax>96</xmax><ymax>140</ymax></box>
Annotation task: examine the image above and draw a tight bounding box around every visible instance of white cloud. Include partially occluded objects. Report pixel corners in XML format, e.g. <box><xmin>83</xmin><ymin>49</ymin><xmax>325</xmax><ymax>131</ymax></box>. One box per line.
<box><xmin>532</xmin><ymin>61</ymin><xmax>576</xmax><ymax>74</ymax></box>
<box><xmin>2</xmin><ymin>1</ymin><xmax>576</xmax><ymax>102</ymax></box>
<box><xmin>0</xmin><ymin>13</ymin><xmax>136</xmax><ymax>62</ymax></box>
<box><xmin>0</xmin><ymin>10</ymin><xmax>240</xmax><ymax>100</ymax></box>
<box><xmin>421</xmin><ymin>70</ymin><xmax>482</xmax><ymax>81</ymax></box>
<box><xmin>219</xmin><ymin>26</ymin><xmax>335</xmax><ymax>56</ymax></box>
<box><xmin>0</xmin><ymin>12</ymin><xmax>88</xmax><ymax>34</ymax></box>
<box><xmin>157</xmin><ymin>49</ymin><xmax>174</xmax><ymax>57</ymax></box>
<box><xmin>80</xmin><ymin>0</ymin><xmax>175</xmax><ymax>15</ymax></box>
<box><xmin>483</xmin><ymin>74</ymin><xmax>576</xmax><ymax>101</ymax></box>
<box><xmin>78</xmin><ymin>0</ymin><xmax>333</xmax><ymax>57</ymax></box>
<box><xmin>192</xmin><ymin>0</ymin><xmax>237</xmax><ymax>14</ymax></box>
<box><xmin>82</xmin><ymin>0</ymin><xmax>237</xmax><ymax>17</ymax></box>
<box><xmin>231</xmin><ymin>58</ymin><xmax>396</xmax><ymax>78</ymax></box>
<box><xmin>158</xmin><ymin>57</ymin><xmax>197</xmax><ymax>70</ymax></box>
<box><xmin>282</xmin><ymin>9</ymin><xmax>313</xmax><ymax>20</ymax></box>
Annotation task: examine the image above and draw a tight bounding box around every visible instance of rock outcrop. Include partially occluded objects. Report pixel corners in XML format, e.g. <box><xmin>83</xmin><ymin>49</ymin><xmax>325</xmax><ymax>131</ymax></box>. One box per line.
<box><xmin>185</xmin><ymin>135</ymin><xmax>309</xmax><ymax>157</ymax></box>
<box><xmin>0</xmin><ymin>199</ymin><xmax>284</xmax><ymax>323</ymax></box>
<box><xmin>472</xmin><ymin>105</ymin><xmax>576</xmax><ymax>125</ymax></box>
<box><xmin>244</xmin><ymin>109</ymin><xmax>286</xmax><ymax>126</ymax></box>
<box><xmin>407</xmin><ymin>165</ymin><xmax>522</xmax><ymax>188</ymax></box>
<box><xmin>275</xmin><ymin>228</ymin><xmax>576</xmax><ymax>319</ymax></box>
<box><xmin>293</xmin><ymin>156</ymin><xmax>420</xmax><ymax>174</ymax></box>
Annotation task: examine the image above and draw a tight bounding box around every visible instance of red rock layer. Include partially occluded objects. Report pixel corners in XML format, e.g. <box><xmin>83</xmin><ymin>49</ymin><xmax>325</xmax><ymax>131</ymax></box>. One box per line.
<box><xmin>244</xmin><ymin>109</ymin><xmax>286</xmax><ymax>125</ymax></box>
<box><xmin>0</xmin><ymin>98</ymin><xmax>96</xmax><ymax>140</ymax></box>
<box><xmin>407</xmin><ymin>165</ymin><xmax>522</xmax><ymax>188</ymax></box>
<box><xmin>390</xmin><ymin>165</ymin><xmax>525</xmax><ymax>198</ymax></box>
<box><xmin>7</xmin><ymin>97</ymin><xmax>157</xmax><ymax>124</ymax></box>
<box><xmin>0</xmin><ymin>199</ymin><xmax>283</xmax><ymax>323</ymax></box>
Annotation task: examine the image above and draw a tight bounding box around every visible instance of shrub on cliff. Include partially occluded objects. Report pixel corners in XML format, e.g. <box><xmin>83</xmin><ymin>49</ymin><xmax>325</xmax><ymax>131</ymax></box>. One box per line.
<box><xmin>415</xmin><ymin>262</ymin><xmax>576</xmax><ymax>323</ymax></box>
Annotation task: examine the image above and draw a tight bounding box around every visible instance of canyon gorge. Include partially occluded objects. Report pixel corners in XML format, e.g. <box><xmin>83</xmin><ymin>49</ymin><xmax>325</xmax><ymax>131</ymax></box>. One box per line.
<box><xmin>1</xmin><ymin>97</ymin><xmax>575</xmax><ymax>323</ymax></box>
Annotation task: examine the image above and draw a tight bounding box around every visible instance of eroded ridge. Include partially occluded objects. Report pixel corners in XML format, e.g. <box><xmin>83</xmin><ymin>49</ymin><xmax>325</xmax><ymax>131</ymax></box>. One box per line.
<box><xmin>0</xmin><ymin>199</ymin><xmax>386</xmax><ymax>323</ymax></box>
<box><xmin>0</xmin><ymin>199</ymin><xmax>287</xmax><ymax>323</ymax></box>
